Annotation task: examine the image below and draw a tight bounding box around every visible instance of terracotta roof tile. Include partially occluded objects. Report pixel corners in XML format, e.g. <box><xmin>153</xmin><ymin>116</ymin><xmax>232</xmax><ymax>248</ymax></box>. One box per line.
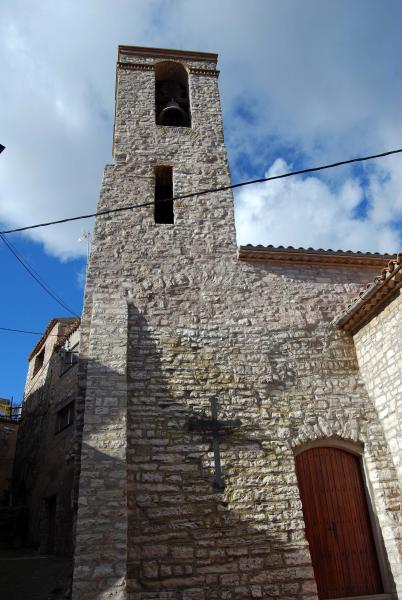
<box><xmin>333</xmin><ymin>252</ymin><xmax>402</xmax><ymax>334</ymax></box>
<box><xmin>238</xmin><ymin>245</ymin><xmax>392</xmax><ymax>268</ymax></box>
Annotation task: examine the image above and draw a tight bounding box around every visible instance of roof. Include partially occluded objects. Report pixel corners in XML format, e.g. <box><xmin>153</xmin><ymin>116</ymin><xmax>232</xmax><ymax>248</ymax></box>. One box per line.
<box><xmin>238</xmin><ymin>245</ymin><xmax>392</xmax><ymax>269</ymax></box>
<box><xmin>28</xmin><ymin>318</ymin><xmax>80</xmax><ymax>361</ymax></box>
<box><xmin>333</xmin><ymin>252</ymin><xmax>402</xmax><ymax>334</ymax></box>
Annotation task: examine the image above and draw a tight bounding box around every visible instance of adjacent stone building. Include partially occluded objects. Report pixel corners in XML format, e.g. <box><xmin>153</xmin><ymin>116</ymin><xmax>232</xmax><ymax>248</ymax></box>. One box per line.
<box><xmin>0</xmin><ymin>400</ymin><xmax>23</xmax><ymax>549</ymax></box>
<box><xmin>0</xmin><ymin>399</ymin><xmax>19</xmax><ymax>506</ymax></box>
<box><xmin>12</xmin><ymin>317</ymin><xmax>80</xmax><ymax>556</ymax></box>
<box><xmin>71</xmin><ymin>45</ymin><xmax>402</xmax><ymax>600</ymax></box>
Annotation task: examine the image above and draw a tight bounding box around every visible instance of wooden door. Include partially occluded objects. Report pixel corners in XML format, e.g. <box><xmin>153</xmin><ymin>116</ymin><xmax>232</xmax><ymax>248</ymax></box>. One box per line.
<box><xmin>295</xmin><ymin>447</ymin><xmax>383</xmax><ymax>599</ymax></box>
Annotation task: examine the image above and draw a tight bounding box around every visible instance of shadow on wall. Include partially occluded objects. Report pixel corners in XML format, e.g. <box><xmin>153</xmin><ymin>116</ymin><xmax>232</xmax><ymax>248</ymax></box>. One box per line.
<box><xmin>125</xmin><ymin>304</ymin><xmax>310</xmax><ymax>598</ymax></box>
<box><xmin>74</xmin><ymin>303</ymin><xmax>318</xmax><ymax>599</ymax></box>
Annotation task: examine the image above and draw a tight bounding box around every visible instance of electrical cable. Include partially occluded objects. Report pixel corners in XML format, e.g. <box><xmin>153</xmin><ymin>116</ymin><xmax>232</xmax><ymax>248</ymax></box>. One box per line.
<box><xmin>0</xmin><ymin>233</ymin><xmax>77</xmax><ymax>312</ymax></box>
<box><xmin>0</xmin><ymin>148</ymin><xmax>401</xmax><ymax>235</ymax></box>
<box><xmin>0</xmin><ymin>326</ymin><xmax>60</xmax><ymax>336</ymax></box>
<box><xmin>1</xmin><ymin>146</ymin><xmax>402</xmax><ymax>390</ymax></box>
<box><xmin>0</xmin><ymin>233</ymin><xmax>80</xmax><ymax>317</ymax></box>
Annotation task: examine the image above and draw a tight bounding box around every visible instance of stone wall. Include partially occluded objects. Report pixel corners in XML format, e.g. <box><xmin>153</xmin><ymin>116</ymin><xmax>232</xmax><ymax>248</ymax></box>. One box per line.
<box><xmin>353</xmin><ymin>291</ymin><xmax>402</xmax><ymax>480</ymax></box>
<box><xmin>73</xmin><ymin>47</ymin><xmax>401</xmax><ymax>599</ymax></box>
<box><xmin>353</xmin><ymin>290</ymin><xmax>402</xmax><ymax>586</ymax></box>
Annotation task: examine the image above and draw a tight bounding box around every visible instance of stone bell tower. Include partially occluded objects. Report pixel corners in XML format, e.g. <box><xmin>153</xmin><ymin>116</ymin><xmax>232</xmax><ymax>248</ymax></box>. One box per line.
<box><xmin>111</xmin><ymin>45</ymin><xmax>237</xmax><ymax>255</ymax></box>
<box><xmin>73</xmin><ymin>46</ymin><xmax>238</xmax><ymax>599</ymax></box>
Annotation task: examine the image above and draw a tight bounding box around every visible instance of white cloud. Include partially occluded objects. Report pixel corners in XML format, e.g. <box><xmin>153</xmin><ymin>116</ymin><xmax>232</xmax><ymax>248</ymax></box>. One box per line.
<box><xmin>76</xmin><ymin>264</ymin><xmax>87</xmax><ymax>289</ymax></box>
<box><xmin>0</xmin><ymin>0</ymin><xmax>401</xmax><ymax>258</ymax></box>
<box><xmin>367</xmin><ymin>158</ymin><xmax>402</xmax><ymax>227</ymax></box>
<box><xmin>235</xmin><ymin>159</ymin><xmax>401</xmax><ymax>254</ymax></box>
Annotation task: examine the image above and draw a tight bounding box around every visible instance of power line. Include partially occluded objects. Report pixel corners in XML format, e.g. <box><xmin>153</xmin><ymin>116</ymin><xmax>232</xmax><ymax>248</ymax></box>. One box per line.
<box><xmin>0</xmin><ymin>147</ymin><xmax>400</xmax><ymax>338</ymax></box>
<box><xmin>0</xmin><ymin>233</ymin><xmax>79</xmax><ymax>317</ymax></box>
<box><xmin>1</xmin><ymin>148</ymin><xmax>401</xmax><ymax>235</ymax></box>
<box><xmin>0</xmin><ymin>233</ymin><xmax>77</xmax><ymax>312</ymax></box>
<box><xmin>0</xmin><ymin>326</ymin><xmax>60</xmax><ymax>336</ymax></box>
<box><xmin>0</xmin><ymin>234</ymin><xmax>79</xmax><ymax>317</ymax></box>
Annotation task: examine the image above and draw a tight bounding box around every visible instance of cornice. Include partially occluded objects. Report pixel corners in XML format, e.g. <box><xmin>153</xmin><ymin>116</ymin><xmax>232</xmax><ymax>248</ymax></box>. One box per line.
<box><xmin>238</xmin><ymin>245</ymin><xmax>391</xmax><ymax>269</ymax></box>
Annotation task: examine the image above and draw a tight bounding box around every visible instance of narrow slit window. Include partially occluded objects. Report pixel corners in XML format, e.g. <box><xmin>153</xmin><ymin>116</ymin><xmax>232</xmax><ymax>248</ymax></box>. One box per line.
<box><xmin>154</xmin><ymin>166</ymin><xmax>174</xmax><ymax>224</ymax></box>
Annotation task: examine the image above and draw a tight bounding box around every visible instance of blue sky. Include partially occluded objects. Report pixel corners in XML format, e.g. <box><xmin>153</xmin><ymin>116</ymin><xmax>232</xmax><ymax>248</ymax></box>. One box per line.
<box><xmin>1</xmin><ymin>0</ymin><xmax>402</xmax><ymax>402</ymax></box>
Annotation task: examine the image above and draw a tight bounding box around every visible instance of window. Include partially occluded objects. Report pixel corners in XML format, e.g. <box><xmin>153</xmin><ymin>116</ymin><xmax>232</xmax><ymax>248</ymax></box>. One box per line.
<box><xmin>60</xmin><ymin>344</ymin><xmax>79</xmax><ymax>376</ymax></box>
<box><xmin>154</xmin><ymin>166</ymin><xmax>174</xmax><ymax>224</ymax></box>
<box><xmin>155</xmin><ymin>61</ymin><xmax>191</xmax><ymax>127</ymax></box>
<box><xmin>55</xmin><ymin>401</ymin><xmax>74</xmax><ymax>433</ymax></box>
<box><xmin>32</xmin><ymin>347</ymin><xmax>45</xmax><ymax>377</ymax></box>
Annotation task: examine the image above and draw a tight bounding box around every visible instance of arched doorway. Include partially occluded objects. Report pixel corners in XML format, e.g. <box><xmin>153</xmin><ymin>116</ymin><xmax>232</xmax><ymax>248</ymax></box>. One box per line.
<box><xmin>295</xmin><ymin>445</ymin><xmax>383</xmax><ymax>599</ymax></box>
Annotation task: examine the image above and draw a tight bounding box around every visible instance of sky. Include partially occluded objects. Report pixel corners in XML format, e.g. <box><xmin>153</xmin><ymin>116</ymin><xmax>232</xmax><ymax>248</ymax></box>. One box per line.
<box><xmin>1</xmin><ymin>0</ymin><xmax>402</xmax><ymax>403</ymax></box>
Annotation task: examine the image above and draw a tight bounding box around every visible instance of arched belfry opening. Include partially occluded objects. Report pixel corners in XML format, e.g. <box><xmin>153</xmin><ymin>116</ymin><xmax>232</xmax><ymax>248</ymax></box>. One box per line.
<box><xmin>155</xmin><ymin>61</ymin><xmax>191</xmax><ymax>127</ymax></box>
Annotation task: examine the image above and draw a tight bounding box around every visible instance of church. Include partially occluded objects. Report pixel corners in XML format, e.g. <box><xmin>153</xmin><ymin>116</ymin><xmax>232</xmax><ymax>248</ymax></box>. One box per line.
<box><xmin>71</xmin><ymin>46</ymin><xmax>402</xmax><ymax>600</ymax></box>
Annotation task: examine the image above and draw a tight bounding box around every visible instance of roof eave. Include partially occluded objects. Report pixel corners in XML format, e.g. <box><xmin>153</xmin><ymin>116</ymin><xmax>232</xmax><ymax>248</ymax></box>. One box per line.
<box><xmin>238</xmin><ymin>245</ymin><xmax>391</xmax><ymax>269</ymax></box>
<box><xmin>334</xmin><ymin>254</ymin><xmax>402</xmax><ymax>334</ymax></box>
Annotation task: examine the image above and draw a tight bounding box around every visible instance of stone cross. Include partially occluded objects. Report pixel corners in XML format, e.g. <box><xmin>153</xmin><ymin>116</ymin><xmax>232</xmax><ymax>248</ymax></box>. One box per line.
<box><xmin>187</xmin><ymin>397</ymin><xmax>241</xmax><ymax>491</ymax></box>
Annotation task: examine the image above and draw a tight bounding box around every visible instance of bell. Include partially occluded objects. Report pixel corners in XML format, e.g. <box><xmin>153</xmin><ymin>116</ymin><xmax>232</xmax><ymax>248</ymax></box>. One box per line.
<box><xmin>158</xmin><ymin>100</ymin><xmax>188</xmax><ymax>127</ymax></box>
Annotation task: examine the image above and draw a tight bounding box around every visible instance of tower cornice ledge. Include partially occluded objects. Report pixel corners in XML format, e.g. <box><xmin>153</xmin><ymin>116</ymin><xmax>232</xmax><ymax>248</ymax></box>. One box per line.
<box><xmin>116</xmin><ymin>62</ymin><xmax>219</xmax><ymax>77</ymax></box>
